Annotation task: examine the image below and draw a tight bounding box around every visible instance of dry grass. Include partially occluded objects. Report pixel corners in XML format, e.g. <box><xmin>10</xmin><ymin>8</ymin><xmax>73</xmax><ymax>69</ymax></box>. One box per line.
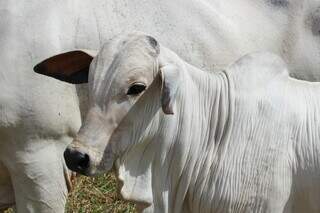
<box><xmin>66</xmin><ymin>172</ymin><xmax>136</xmax><ymax>213</ymax></box>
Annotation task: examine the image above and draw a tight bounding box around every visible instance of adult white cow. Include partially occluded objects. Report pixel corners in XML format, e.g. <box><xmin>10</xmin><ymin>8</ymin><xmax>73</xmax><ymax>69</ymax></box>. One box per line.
<box><xmin>35</xmin><ymin>32</ymin><xmax>320</xmax><ymax>213</ymax></box>
<box><xmin>1</xmin><ymin>0</ymin><xmax>320</xmax><ymax>212</ymax></box>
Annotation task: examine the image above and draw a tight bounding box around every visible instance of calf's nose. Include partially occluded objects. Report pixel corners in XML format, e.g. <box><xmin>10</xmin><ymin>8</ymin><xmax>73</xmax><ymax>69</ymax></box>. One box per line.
<box><xmin>64</xmin><ymin>147</ymin><xmax>90</xmax><ymax>175</ymax></box>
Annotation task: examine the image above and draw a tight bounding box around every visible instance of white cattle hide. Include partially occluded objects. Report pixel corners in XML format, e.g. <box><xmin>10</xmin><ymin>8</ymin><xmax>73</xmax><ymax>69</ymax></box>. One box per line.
<box><xmin>1</xmin><ymin>0</ymin><xmax>320</xmax><ymax>212</ymax></box>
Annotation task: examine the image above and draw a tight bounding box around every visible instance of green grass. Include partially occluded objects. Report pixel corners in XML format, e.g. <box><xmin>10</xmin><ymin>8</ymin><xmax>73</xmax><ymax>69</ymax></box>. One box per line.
<box><xmin>66</xmin><ymin>172</ymin><xmax>136</xmax><ymax>213</ymax></box>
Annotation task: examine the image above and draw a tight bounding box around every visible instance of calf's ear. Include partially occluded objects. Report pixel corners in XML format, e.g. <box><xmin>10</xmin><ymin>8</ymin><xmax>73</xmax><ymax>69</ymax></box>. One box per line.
<box><xmin>33</xmin><ymin>50</ymin><xmax>97</xmax><ymax>84</ymax></box>
<box><xmin>159</xmin><ymin>64</ymin><xmax>181</xmax><ymax>115</ymax></box>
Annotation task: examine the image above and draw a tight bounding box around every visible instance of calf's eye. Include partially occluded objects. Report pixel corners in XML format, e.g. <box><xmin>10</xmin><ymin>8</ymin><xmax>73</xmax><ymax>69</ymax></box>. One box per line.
<box><xmin>127</xmin><ymin>83</ymin><xmax>146</xmax><ymax>95</ymax></box>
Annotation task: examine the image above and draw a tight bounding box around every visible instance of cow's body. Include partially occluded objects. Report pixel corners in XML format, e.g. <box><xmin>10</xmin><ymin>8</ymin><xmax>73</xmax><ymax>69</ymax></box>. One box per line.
<box><xmin>1</xmin><ymin>0</ymin><xmax>320</xmax><ymax>211</ymax></box>
<box><xmin>218</xmin><ymin>54</ymin><xmax>320</xmax><ymax>213</ymax></box>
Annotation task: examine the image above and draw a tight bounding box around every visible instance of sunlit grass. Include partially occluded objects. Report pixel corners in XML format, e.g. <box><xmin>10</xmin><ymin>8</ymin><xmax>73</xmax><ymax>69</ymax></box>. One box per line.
<box><xmin>66</xmin><ymin>172</ymin><xmax>136</xmax><ymax>213</ymax></box>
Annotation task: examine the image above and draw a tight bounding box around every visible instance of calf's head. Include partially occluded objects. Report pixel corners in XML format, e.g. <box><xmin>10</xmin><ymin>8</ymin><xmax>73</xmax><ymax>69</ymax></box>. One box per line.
<box><xmin>34</xmin><ymin>32</ymin><xmax>181</xmax><ymax>175</ymax></box>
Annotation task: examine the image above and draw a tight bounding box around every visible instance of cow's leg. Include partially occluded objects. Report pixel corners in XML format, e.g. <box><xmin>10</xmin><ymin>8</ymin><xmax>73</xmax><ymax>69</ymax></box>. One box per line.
<box><xmin>0</xmin><ymin>161</ymin><xmax>15</xmax><ymax>211</ymax></box>
<box><xmin>0</xmin><ymin>135</ymin><xmax>72</xmax><ymax>213</ymax></box>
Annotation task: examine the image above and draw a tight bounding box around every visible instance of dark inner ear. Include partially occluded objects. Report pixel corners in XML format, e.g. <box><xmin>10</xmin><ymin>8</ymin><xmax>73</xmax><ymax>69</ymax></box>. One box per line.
<box><xmin>33</xmin><ymin>50</ymin><xmax>93</xmax><ymax>84</ymax></box>
<box><xmin>146</xmin><ymin>36</ymin><xmax>160</xmax><ymax>55</ymax></box>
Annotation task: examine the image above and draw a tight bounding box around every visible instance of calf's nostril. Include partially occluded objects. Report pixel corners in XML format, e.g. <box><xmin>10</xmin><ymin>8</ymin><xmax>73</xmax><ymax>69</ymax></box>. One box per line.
<box><xmin>78</xmin><ymin>153</ymin><xmax>90</xmax><ymax>170</ymax></box>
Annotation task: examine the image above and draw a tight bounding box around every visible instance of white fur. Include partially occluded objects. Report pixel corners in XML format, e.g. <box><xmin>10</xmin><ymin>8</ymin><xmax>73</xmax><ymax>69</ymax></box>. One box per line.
<box><xmin>1</xmin><ymin>0</ymin><xmax>320</xmax><ymax>211</ymax></box>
